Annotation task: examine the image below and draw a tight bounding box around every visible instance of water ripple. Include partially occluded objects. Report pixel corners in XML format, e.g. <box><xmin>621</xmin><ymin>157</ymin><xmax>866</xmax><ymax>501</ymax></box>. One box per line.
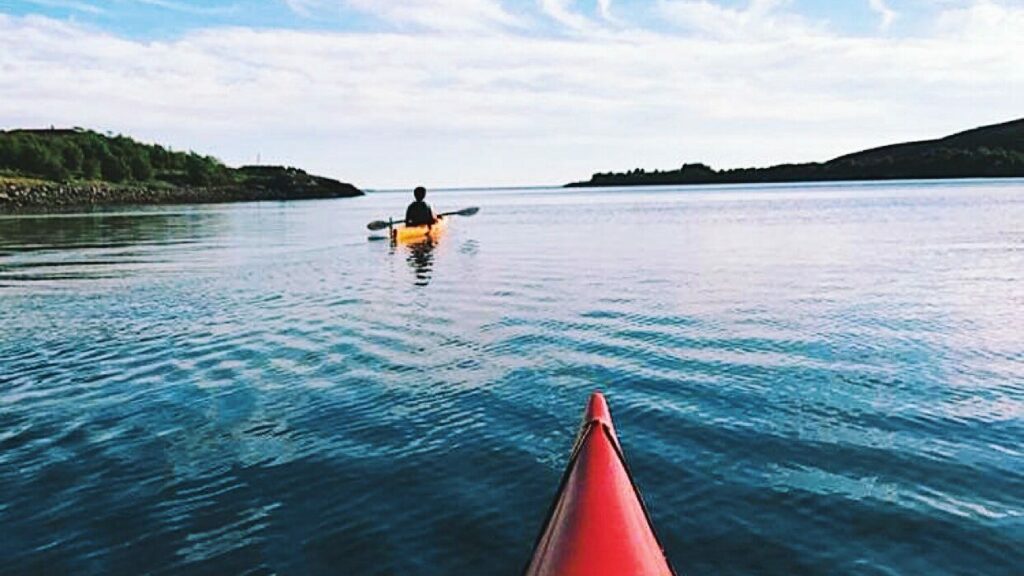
<box><xmin>2</xmin><ymin>183</ymin><xmax>1023</xmax><ymax>575</ymax></box>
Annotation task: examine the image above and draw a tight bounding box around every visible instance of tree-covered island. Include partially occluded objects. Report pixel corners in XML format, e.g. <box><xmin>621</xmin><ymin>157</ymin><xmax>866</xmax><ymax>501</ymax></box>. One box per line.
<box><xmin>568</xmin><ymin>118</ymin><xmax>1024</xmax><ymax>188</ymax></box>
<box><xmin>0</xmin><ymin>128</ymin><xmax>362</xmax><ymax>208</ymax></box>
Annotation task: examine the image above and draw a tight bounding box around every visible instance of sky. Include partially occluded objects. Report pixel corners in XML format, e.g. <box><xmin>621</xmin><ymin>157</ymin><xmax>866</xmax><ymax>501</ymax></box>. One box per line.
<box><xmin>0</xmin><ymin>0</ymin><xmax>1022</xmax><ymax>188</ymax></box>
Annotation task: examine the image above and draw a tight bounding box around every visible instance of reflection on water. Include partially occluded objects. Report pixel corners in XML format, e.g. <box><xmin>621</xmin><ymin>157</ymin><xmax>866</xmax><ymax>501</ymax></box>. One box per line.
<box><xmin>0</xmin><ymin>209</ymin><xmax>225</xmax><ymax>250</ymax></box>
<box><xmin>1</xmin><ymin>182</ymin><xmax>1023</xmax><ymax>576</ymax></box>
<box><xmin>0</xmin><ymin>209</ymin><xmax>227</xmax><ymax>286</ymax></box>
<box><xmin>402</xmin><ymin>239</ymin><xmax>437</xmax><ymax>286</ymax></box>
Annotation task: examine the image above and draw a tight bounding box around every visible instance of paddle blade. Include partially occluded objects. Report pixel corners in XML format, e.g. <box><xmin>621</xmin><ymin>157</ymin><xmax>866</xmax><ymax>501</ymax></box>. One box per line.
<box><xmin>367</xmin><ymin>220</ymin><xmax>393</xmax><ymax>231</ymax></box>
<box><xmin>451</xmin><ymin>206</ymin><xmax>479</xmax><ymax>217</ymax></box>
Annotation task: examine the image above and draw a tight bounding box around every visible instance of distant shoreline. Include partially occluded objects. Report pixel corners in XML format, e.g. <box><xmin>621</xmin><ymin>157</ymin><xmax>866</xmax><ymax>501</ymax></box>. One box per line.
<box><xmin>0</xmin><ymin>128</ymin><xmax>363</xmax><ymax>210</ymax></box>
<box><xmin>6</xmin><ymin>175</ymin><xmax>1017</xmax><ymax>211</ymax></box>
<box><xmin>566</xmin><ymin>118</ymin><xmax>1024</xmax><ymax>188</ymax></box>
<box><xmin>565</xmin><ymin>173</ymin><xmax>1024</xmax><ymax>189</ymax></box>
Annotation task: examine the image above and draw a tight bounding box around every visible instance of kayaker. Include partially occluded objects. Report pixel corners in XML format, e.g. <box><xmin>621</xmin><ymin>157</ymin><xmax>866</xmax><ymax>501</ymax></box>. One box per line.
<box><xmin>405</xmin><ymin>186</ymin><xmax>436</xmax><ymax>226</ymax></box>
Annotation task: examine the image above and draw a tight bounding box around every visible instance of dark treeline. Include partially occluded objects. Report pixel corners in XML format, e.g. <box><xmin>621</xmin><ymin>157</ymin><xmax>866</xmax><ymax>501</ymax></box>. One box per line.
<box><xmin>0</xmin><ymin>128</ymin><xmax>364</xmax><ymax>207</ymax></box>
<box><xmin>568</xmin><ymin>118</ymin><xmax>1024</xmax><ymax>187</ymax></box>
<box><xmin>0</xmin><ymin>128</ymin><xmax>231</xmax><ymax>185</ymax></box>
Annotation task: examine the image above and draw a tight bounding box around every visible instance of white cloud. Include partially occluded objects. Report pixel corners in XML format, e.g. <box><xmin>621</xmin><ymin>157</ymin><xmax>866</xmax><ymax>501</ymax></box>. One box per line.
<box><xmin>1</xmin><ymin>2</ymin><xmax>1023</xmax><ymax>187</ymax></box>
<box><xmin>657</xmin><ymin>0</ymin><xmax>823</xmax><ymax>40</ymax></box>
<box><xmin>286</xmin><ymin>0</ymin><xmax>522</xmax><ymax>31</ymax></box>
<box><xmin>539</xmin><ymin>0</ymin><xmax>594</xmax><ymax>30</ymax></box>
<box><xmin>868</xmin><ymin>0</ymin><xmax>897</xmax><ymax>30</ymax></box>
<box><xmin>935</xmin><ymin>0</ymin><xmax>1024</xmax><ymax>43</ymax></box>
<box><xmin>537</xmin><ymin>0</ymin><xmax>620</xmax><ymax>28</ymax></box>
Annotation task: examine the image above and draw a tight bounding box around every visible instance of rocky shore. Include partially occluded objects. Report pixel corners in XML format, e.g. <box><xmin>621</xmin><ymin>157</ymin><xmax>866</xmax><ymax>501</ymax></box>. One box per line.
<box><xmin>0</xmin><ymin>173</ymin><xmax>363</xmax><ymax>210</ymax></box>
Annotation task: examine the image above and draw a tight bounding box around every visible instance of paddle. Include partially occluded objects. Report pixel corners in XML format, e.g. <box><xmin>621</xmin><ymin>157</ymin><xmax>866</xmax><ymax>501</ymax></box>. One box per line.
<box><xmin>366</xmin><ymin>206</ymin><xmax>480</xmax><ymax>231</ymax></box>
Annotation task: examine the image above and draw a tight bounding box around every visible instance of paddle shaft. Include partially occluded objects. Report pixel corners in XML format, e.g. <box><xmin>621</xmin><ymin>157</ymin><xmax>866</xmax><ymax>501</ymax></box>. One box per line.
<box><xmin>367</xmin><ymin>206</ymin><xmax>479</xmax><ymax>231</ymax></box>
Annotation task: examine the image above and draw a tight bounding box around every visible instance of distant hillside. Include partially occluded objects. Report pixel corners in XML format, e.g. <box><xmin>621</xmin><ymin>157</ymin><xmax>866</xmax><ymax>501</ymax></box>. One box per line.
<box><xmin>567</xmin><ymin>119</ymin><xmax>1024</xmax><ymax>188</ymax></box>
<box><xmin>0</xmin><ymin>128</ymin><xmax>362</xmax><ymax>208</ymax></box>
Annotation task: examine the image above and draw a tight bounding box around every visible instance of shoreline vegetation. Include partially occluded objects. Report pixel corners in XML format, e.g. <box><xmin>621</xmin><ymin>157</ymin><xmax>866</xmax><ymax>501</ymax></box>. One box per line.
<box><xmin>566</xmin><ymin>118</ymin><xmax>1024</xmax><ymax>188</ymax></box>
<box><xmin>0</xmin><ymin>128</ymin><xmax>362</xmax><ymax>209</ymax></box>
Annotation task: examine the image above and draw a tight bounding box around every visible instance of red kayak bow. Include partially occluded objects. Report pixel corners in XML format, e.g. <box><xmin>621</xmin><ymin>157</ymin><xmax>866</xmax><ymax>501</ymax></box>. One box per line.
<box><xmin>524</xmin><ymin>392</ymin><xmax>676</xmax><ymax>576</ymax></box>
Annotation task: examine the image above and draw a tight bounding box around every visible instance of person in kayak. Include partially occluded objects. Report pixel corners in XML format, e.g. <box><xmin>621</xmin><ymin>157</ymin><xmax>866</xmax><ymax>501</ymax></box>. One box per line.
<box><xmin>405</xmin><ymin>186</ymin><xmax>437</xmax><ymax>226</ymax></box>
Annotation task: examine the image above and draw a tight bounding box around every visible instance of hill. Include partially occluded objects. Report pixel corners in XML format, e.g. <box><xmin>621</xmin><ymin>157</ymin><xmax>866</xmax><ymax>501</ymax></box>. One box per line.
<box><xmin>0</xmin><ymin>128</ymin><xmax>362</xmax><ymax>208</ymax></box>
<box><xmin>567</xmin><ymin>119</ymin><xmax>1024</xmax><ymax>187</ymax></box>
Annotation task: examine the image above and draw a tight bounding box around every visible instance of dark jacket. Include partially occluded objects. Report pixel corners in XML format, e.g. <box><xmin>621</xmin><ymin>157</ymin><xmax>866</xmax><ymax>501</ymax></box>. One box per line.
<box><xmin>405</xmin><ymin>200</ymin><xmax>435</xmax><ymax>226</ymax></box>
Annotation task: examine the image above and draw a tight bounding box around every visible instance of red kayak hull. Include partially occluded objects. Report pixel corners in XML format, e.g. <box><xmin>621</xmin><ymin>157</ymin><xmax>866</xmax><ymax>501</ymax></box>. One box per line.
<box><xmin>525</xmin><ymin>393</ymin><xmax>676</xmax><ymax>576</ymax></box>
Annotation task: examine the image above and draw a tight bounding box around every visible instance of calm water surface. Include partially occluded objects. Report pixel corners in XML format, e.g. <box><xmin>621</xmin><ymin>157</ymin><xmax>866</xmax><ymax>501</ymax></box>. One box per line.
<box><xmin>1</xmin><ymin>181</ymin><xmax>1022</xmax><ymax>575</ymax></box>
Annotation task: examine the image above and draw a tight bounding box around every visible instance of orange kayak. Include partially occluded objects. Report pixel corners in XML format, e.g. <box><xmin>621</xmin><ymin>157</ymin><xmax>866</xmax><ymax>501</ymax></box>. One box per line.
<box><xmin>390</xmin><ymin>216</ymin><xmax>447</xmax><ymax>244</ymax></box>
<box><xmin>524</xmin><ymin>393</ymin><xmax>676</xmax><ymax>576</ymax></box>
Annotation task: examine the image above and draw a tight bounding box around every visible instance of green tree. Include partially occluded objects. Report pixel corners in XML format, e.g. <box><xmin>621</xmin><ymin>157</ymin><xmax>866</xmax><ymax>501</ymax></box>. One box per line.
<box><xmin>82</xmin><ymin>157</ymin><xmax>102</xmax><ymax>180</ymax></box>
<box><xmin>0</xmin><ymin>136</ymin><xmax>20</xmax><ymax>169</ymax></box>
<box><xmin>185</xmin><ymin>153</ymin><xmax>215</xmax><ymax>186</ymax></box>
<box><xmin>61</xmin><ymin>142</ymin><xmax>85</xmax><ymax>175</ymax></box>
<box><xmin>149</xmin><ymin>144</ymin><xmax>170</xmax><ymax>170</ymax></box>
<box><xmin>101</xmin><ymin>153</ymin><xmax>129</xmax><ymax>182</ymax></box>
<box><xmin>127</xmin><ymin>148</ymin><xmax>154</xmax><ymax>181</ymax></box>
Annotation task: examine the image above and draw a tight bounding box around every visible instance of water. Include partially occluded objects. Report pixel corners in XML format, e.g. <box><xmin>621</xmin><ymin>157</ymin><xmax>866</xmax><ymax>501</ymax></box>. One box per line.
<box><xmin>1</xmin><ymin>180</ymin><xmax>1022</xmax><ymax>575</ymax></box>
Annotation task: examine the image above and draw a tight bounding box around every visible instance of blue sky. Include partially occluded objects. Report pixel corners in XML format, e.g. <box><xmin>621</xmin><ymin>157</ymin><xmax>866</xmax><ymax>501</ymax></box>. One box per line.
<box><xmin>1</xmin><ymin>1</ymin><xmax>944</xmax><ymax>37</ymax></box>
<box><xmin>1</xmin><ymin>1</ymin><xmax>1022</xmax><ymax>187</ymax></box>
